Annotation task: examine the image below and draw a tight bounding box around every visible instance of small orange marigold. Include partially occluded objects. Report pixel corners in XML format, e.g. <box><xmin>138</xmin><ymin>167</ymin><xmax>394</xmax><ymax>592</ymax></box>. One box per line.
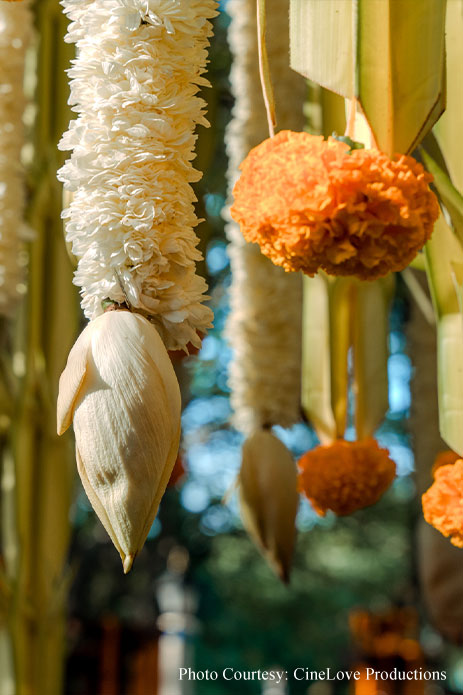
<box><xmin>298</xmin><ymin>438</ymin><xmax>396</xmax><ymax>516</ymax></box>
<box><xmin>422</xmin><ymin>459</ymin><xmax>463</xmax><ymax>548</ymax></box>
<box><xmin>230</xmin><ymin>131</ymin><xmax>439</xmax><ymax>280</ymax></box>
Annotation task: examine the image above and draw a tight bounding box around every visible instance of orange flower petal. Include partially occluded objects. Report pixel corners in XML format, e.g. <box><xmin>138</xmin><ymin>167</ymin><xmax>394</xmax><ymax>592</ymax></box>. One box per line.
<box><xmin>422</xmin><ymin>459</ymin><xmax>463</xmax><ymax>548</ymax></box>
<box><xmin>230</xmin><ymin>131</ymin><xmax>439</xmax><ymax>280</ymax></box>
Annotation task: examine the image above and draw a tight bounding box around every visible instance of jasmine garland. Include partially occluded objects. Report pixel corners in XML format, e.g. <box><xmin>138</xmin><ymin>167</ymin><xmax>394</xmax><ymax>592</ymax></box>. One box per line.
<box><xmin>58</xmin><ymin>0</ymin><xmax>217</xmax><ymax>350</ymax></box>
<box><xmin>57</xmin><ymin>0</ymin><xmax>217</xmax><ymax>570</ymax></box>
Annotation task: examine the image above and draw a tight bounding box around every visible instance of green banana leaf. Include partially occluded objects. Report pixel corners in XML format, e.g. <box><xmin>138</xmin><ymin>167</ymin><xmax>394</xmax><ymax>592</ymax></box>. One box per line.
<box><xmin>425</xmin><ymin>214</ymin><xmax>463</xmax><ymax>455</ymax></box>
<box><xmin>420</xmin><ymin>148</ymin><xmax>463</xmax><ymax>250</ymax></box>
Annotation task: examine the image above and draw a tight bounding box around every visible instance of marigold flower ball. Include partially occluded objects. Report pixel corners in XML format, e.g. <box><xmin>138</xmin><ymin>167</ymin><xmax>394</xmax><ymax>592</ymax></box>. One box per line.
<box><xmin>298</xmin><ymin>438</ymin><xmax>396</xmax><ymax>516</ymax></box>
<box><xmin>230</xmin><ymin>131</ymin><xmax>439</xmax><ymax>280</ymax></box>
<box><xmin>422</xmin><ymin>459</ymin><xmax>463</xmax><ymax>548</ymax></box>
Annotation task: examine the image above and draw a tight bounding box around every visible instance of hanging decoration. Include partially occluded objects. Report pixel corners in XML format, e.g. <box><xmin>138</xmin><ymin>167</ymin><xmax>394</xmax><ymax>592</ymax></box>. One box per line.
<box><xmin>57</xmin><ymin>0</ymin><xmax>217</xmax><ymax>571</ymax></box>
<box><xmin>228</xmin><ymin>0</ymin><xmax>451</xmax><ymax>552</ymax></box>
<box><xmin>225</xmin><ymin>0</ymin><xmax>305</xmax><ymax>435</ymax></box>
<box><xmin>230</xmin><ymin>130</ymin><xmax>440</xmax><ymax>281</ymax></box>
<box><xmin>239</xmin><ymin>429</ymin><xmax>298</xmax><ymax>583</ymax></box>
<box><xmin>58</xmin><ymin>0</ymin><xmax>215</xmax><ymax>352</ymax></box>
<box><xmin>57</xmin><ymin>310</ymin><xmax>181</xmax><ymax>574</ymax></box>
<box><xmin>224</xmin><ymin>0</ymin><xmax>305</xmax><ymax>582</ymax></box>
<box><xmin>0</xmin><ymin>0</ymin><xmax>32</xmax><ymax>316</ymax></box>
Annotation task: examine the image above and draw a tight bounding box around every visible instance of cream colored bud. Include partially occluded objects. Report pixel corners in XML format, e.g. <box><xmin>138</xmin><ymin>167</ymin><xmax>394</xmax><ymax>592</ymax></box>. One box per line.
<box><xmin>57</xmin><ymin>310</ymin><xmax>181</xmax><ymax>572</ymax></box>
<box><xmin>239</xmin><ymin>429</ymin><xmax>299</xmax><ymax>583</ymax></box>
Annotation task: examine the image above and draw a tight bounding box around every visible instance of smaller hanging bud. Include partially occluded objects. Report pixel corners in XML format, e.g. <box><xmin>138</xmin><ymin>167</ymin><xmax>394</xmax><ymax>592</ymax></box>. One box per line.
<box><xmin>239</xmin><ymin>429</ymin><xmax>299</xmax><ymax>583</ymax></box>
<box><xmin>57</xmin><ymin>310</ymin><xmax>181</xmax><ymax>573</ymax></box>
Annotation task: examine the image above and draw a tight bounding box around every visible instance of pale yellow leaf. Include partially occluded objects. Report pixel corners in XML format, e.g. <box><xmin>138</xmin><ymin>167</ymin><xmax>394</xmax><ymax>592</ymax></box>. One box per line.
<box><xmin>301</xmin><ymin>274</ymin><xmax>336</xmax><ymax>443</ymax></box>
<box><xmin>290</xmin><ymin>0</ymin><xmax>446</xmax><ymax>154</ymax></box>
<box><xmin>328</xmin><ymin>277</ymin><xmax>354</xmax><ymax>438</ymax></box>
<box><xmin>436</xmin><ymin>313</ymin><xmax>463</xmax><ymax>457</ymax></box>
<box><xmin>353</xmin><ymin>278</ymin><xmax>394</xmax><ymax>439</ymax></box>
<box><xmin>425</xmin><ymin>213</ymin><xmax>463</xmax><ymax>455</ymax></box>
<box><xmin>425</xmin><ymin>213</ymin><xmax>463</xmax><ymax>318</ymax></box>
<box><xmin>434</xmin><ymin>0</ymin><xmax>463</xmax><ymax>192</ymax></box>
<box><xmin>290</xmin><ymin>0</ymin><xmax>354</xmax><ymax>97</ymax></box>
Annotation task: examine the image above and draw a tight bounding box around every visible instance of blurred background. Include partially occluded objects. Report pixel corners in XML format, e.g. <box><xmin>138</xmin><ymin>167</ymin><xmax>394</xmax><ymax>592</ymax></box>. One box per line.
<box><xmin>63</xmin><ymin>6</ymin><xmax>463</xmax><ymax>694</ymax></box>
<box><xmin>1</xmin><ymin>1</ymin><xmax>462</xmax><ymax>694</ymax></box>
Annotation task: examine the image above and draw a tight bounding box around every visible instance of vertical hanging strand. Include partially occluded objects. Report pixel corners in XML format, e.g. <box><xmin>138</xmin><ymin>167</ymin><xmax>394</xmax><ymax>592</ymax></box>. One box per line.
<box><xmin>225</xmin><ymin>0</ymin><xmax>306</xmax><ymax>435</ymax></box>
<box><xmin>0</xmin><ymin>0</ymin><xmax>32</xmax><ymax>317</ymax></box>
<box><xmin>256</xmin><ymin>0</ymin><xmax>276</xmax><ymax>137</ymax></box>
<box><xmin>0</xmin><ymin>2</ymin><xmax>33</xmax><ymax>693</ymax></box>
<box><xmin>56</xmin><ymin>0</ymin><xmax>218</xmax><ymax>570</ymax></box>
<box><xmin>1</xmin><ymin>1</ymin><xmax>79</xmax><ymax>693</ymax></box>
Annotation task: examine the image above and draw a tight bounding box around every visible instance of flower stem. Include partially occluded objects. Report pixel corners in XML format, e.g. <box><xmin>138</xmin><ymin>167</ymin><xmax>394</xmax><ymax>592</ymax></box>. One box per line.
<box><xmin>256</xmin><ymin>0</ymin><xmax>276</xmax><ymax>137</ymax></box>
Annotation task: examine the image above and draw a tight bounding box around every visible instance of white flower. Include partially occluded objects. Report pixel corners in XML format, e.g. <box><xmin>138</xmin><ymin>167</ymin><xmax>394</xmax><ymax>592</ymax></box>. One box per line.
<box><xmin>58</xmin><ymin>0</ymin><xmax>217</xmax><ymax>350</ymax></box>
<box><xmin>57</xmin><ymin>310</ymin><xmax>181</xmax><ymax>572</ymax></box>
<box><xmin>226</xmin><ymin>244</ymin><xmax>303</xmax><ymax>434</ymax></box>
<box><xmin>0</xmin><ymin>0</ymin><xmax>32</xmax><ymax>316</ymax></box>
<box><xmin>224</xmin><ymin>0</ymin><xmax>306</xmax><ymax>433</ymax></box>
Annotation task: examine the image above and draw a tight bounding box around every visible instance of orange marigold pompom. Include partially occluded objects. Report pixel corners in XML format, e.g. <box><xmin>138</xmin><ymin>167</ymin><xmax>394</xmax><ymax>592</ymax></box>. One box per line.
<box><xmin>422</xmin><ymin>459</ymin><xmax>463</xmax><ymax>548</ymax></box>
<box><xmin>298</xmin><ymin>438</ymin><xmax>396</xmax><ymax>516</ymax></box>
<box><xmin>230</xmin><ymin>131</ymin><xmax>439</xmax><ymax>280</ymax></box>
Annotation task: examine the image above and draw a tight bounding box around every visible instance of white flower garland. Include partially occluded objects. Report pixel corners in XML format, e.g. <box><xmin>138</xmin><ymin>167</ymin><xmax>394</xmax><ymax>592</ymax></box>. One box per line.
<box><xmin>0</xmin><ymin>0</ymin><xmax>32</xmax><ymax>317</ymax></box>
<box><xmin>225</xmin><ymin>0</ymin><xmax>306</xmax><ymax>434</ymax></box>
<box><xmin>58</xmin><ymin>0</ymin><xmax>217</xmax><ymax>351</ymax></box>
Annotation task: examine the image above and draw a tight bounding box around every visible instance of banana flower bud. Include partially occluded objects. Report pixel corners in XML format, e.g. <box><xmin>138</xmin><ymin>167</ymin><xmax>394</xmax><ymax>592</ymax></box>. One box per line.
<box><xmin>57</xmin><ymin>310</ymin><xmax>181</xmax><ymax>573</ymax></box>
<box><xmin>239</xmin><ymin>429</ymin><xmax>299</xmax><ymax>583</ymax></box>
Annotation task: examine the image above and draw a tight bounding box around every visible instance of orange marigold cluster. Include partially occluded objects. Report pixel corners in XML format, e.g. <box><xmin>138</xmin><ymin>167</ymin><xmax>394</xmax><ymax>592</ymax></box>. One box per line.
<box><xmin>298</xmin><ymin>438</ymin><xmax>396</xmax><ymax>516</ymax></box>
<box><xmin>230</xmin><ymin>131</ymin><xmax>439</xmax><ymax>280</ymax></box>
<box><xmin>422</xmin><ymin>459</ymin><xmax>463</xmax><ymax>548</ymax></box>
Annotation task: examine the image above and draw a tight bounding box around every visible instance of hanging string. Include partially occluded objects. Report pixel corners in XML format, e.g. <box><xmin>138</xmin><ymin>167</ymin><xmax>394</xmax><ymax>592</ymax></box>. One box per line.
<box><xmin>256</xmin><ymin>0</ymin><xmax>276</xmax><ymax>137</ymax></box>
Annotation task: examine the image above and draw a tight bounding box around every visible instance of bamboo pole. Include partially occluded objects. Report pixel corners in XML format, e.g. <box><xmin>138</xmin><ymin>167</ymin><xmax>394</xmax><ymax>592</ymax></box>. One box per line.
<box><xmin>1</xmin><ymin>1</ymin><xmax>79</xmax><ymax>692</ymax></box>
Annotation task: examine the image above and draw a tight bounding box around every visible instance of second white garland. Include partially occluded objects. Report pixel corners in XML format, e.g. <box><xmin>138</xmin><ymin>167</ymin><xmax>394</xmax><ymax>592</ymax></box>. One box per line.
<box><xmin>225</xmin><ymin>0</ymin><xmax>306</xmax><ymax>434</ymax></box>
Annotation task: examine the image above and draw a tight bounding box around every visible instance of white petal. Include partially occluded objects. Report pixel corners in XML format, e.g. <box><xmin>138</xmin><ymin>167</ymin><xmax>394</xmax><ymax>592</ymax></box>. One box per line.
<box><xmin>57</xmin><ymin>324</ymin><xmax>91</xmax><ymax>435</ymax></box>
<box><xmin>68</xmin><ymin>311</ymin><xmax>181</xmax><ymax>565</ymax></box>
